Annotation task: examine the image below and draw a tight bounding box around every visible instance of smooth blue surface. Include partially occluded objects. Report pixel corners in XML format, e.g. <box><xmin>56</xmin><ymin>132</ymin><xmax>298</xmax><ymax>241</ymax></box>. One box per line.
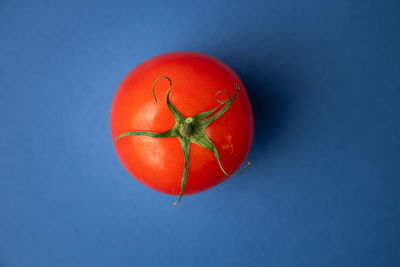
<box><xmin>1</xmin><ymin>0</ymin><xmax>399</xmax><ymax>266</ymax></box>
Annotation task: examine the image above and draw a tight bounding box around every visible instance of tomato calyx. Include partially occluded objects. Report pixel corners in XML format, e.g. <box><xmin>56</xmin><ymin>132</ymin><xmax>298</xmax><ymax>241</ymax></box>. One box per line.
<box><xmin>114</xmin><ymin>77</ymin><xmax>250</xmax><ymax>205</ymax></box>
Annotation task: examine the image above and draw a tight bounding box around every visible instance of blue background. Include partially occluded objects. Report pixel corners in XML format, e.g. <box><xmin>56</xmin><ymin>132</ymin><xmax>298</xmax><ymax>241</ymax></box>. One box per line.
<box><xmin>1</xmin><ymin>0</ymin><xmax>399</xmax><ymax>266</ymax></box>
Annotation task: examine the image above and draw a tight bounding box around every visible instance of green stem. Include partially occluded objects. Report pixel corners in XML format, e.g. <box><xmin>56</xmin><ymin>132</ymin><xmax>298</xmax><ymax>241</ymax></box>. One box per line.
<box><xmin>180</xmin><ymin>117</ymin><xmax>194</xmax><ymax>137</ymax></box>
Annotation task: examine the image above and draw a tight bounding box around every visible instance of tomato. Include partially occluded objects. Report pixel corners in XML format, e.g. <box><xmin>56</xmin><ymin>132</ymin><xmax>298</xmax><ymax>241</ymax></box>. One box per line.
<box><xmin>110</xmin><ymin>51</ymin><xmax>253</xmax><ymax>205</ymax></box>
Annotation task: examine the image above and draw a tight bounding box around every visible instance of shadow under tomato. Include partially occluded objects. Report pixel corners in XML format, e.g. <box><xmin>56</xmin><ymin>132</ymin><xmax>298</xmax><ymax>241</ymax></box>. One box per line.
<box><xmin>196</xmin><ymin>46</ymin><xmax>301</xmax><ymax>165</ymax></box>
<box><xmin>236</xmin><ymin>69</ymin><xmax>292</xmax><ymax>164</ymax></box>
<box><xmin>188</xmin><ymin>37</ymin><xmax>307</xmax><ymax>166</ymax></box>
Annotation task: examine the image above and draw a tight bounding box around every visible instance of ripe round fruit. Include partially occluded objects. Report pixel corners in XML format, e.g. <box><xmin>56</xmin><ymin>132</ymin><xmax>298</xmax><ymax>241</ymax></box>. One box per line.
<box><xmin>110</xmin><ymin>51</ymin><xmax>254</xmax><ymax>204</ymax></box>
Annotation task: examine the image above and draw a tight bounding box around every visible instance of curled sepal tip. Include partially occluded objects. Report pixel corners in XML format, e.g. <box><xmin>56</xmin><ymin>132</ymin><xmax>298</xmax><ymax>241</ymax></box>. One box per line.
<box><xmin>152</xmin><ymin>76</ymin><xmax>172</xmax><ymax>103</ymax></box>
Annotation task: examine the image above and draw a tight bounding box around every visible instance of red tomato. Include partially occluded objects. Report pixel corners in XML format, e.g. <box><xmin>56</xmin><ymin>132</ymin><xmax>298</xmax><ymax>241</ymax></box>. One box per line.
<box><xmin>110</xmin><ymin>51</ymin><xmax>253</xmax><ymax>204</ymax></box>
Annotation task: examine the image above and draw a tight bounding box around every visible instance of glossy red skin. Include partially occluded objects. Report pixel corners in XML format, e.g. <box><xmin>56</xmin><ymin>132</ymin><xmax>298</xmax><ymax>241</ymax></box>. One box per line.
<box><xmin>110</xmin><ymin>52</ymin><xmax>254</xmax><ymax>195</ymax></box>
